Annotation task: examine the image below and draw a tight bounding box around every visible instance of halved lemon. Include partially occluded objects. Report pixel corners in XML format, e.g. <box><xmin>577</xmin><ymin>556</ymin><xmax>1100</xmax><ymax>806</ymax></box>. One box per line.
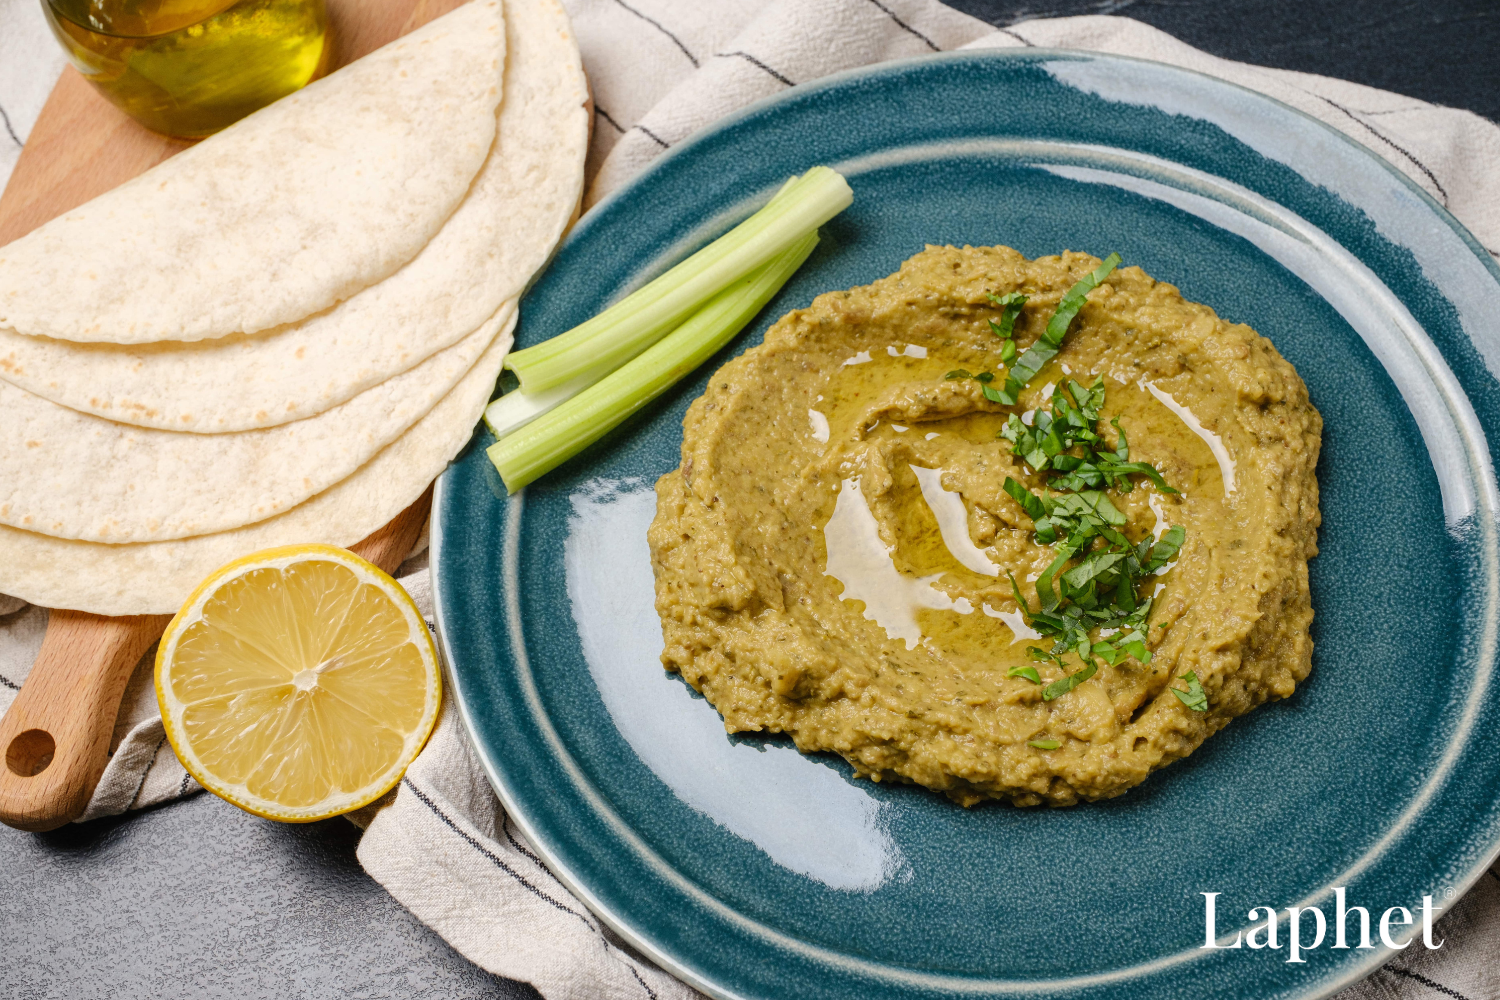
<box><xmin>156</xmin><ymin>544</ymin><xmax>441</xmax><ymax>822</ymax></box>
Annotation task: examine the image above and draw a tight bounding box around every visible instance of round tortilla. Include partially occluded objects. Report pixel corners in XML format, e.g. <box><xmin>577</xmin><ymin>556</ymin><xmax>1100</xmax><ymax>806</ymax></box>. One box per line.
<box><xmin>0</xmin><ymin>0</ymin><xmax>588</xmax><ymax>431</ymax></box>
<box><xmin>0</xmin><ymin>304</ymin><xmax>513</xmax><ymax>543</ymax></box>
<box><xmin>0</xmin><ymin>0</ymin><xmax>504</xmax><ymax>344</ymax></box>
<box><xmin>0</xmin><ymin>328</ymin><xmax>513</xmax><ymax>615</ymax></box>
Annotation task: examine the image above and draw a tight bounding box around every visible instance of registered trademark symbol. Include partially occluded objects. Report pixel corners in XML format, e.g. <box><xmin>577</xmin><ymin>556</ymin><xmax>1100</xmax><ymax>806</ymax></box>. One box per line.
<box><xmin>1443</xmin><ymin>886</ymin><xmax>1455</xmax><ymax>899</ymax></box>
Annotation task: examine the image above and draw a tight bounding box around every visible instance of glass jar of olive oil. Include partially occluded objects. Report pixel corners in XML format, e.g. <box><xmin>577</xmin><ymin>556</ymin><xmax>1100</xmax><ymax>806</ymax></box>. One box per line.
<box><xmin>43</xmin><ymin>0</ymin><xmax>330</xmax><ymax>138</ymax></box>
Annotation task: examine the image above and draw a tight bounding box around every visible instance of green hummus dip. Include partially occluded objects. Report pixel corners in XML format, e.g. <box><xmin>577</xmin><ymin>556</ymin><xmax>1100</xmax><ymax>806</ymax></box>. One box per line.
<box><xmin>648</xmin><ymin>247</ymin><xmax>1322</xmax><ymax>806</ymax></box>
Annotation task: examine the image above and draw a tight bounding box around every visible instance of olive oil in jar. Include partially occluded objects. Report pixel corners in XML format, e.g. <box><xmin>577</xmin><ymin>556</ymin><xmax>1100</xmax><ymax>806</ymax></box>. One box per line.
<box><xmin>43</xmin><ymin>0</ymin><xmax>331</xmax><ymax>138</ymax></box>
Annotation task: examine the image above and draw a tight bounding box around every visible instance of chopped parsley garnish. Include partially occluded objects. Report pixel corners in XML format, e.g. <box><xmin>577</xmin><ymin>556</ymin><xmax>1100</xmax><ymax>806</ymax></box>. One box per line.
<box><xmin>1001</xmin><ymin>478</ymin><xmax>1185</xmax><ymax>698</ymax></box>
<box><xmin>1003</xmin><ymin>375</ymin><xmax>1106</xmax><ymax>470</ymax></box>
<box><xmin>987</xmin><ymin>291</ymin><xmax>1027</xmax><ymax>364</ymax></box>
<box><xmin>1027</xmin><ymin>738</ymin><xmax>1061</xmax><ymax>750</ymax></box>
<box><xmin>1003</xmin><ymin>479</ymin><xmax>1126</xmax><ymax>546</ymax></box>
<box><xmin>948</xmin><ymin>255</ymin><xmax>1188</xmax><ymax>703</ymax></box>
<box><xmin>1171</xmin><ymin>671</ymin><xmax>1208</xmax><ymax>712</ymax></box>
<box><xmin>1041</xmin><ymin>661</ymin><xmax>1097</xmax><ymax>701</ymax></box>
<box><xmin>1000</xmin><ymin>377</ymin><xmax>1180</xmax><ymax>495</ymax></box>
<box><xmin>988</xmin><ymin>253</ymin><xmax>1120</xmax><ymax>405</ymax></box>
<box><xmin>949</xmin><ymin>255</ymin><xmax>1123</xmax><ymax>408</ymax></box>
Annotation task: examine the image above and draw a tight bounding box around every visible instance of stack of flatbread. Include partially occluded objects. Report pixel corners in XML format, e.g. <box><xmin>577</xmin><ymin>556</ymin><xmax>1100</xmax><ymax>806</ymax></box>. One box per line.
<box><xmin>0</xmin><ymin>0</ymin><xmax>588</xmax><ymax>616</ymax></box>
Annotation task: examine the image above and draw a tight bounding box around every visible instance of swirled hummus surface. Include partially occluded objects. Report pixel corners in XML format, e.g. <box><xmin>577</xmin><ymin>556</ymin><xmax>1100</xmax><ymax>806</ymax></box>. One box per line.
<box><xmin>648</xmin><ymin>246</ymin><xmax>1321</xmax><ymax>806</ymax></box>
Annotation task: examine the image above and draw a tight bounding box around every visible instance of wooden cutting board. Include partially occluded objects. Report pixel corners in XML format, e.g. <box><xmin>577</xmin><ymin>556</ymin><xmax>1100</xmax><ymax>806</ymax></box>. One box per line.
<box><xmin>0</xmin><ymin>0</ymin><xmax>467</xmax><ymax>832</ymax></box>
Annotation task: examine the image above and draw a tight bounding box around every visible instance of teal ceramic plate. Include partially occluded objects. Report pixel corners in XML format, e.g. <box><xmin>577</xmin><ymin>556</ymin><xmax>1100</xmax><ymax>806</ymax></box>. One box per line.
<box><xmin>432</xmin><ymin>52</ymin><xmax>1500</xmax><ymax>1000</ymax></box>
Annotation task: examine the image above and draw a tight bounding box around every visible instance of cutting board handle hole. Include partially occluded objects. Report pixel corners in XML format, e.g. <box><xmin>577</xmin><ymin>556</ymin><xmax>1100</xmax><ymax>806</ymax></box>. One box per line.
<box><xmin>6</xmin><ymin>729</ymin><xmax>56</xmax><ymax>777</ymax></box>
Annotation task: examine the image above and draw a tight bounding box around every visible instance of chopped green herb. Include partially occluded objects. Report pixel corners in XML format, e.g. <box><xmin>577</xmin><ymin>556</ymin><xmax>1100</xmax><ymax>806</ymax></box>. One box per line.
<box><xmin>1002</xmin><ymin>477</ymin><xmax>1047</xmax><ymax>524</ymax></box>
<box><xmin>1002</xmin><ymin>480</ymin><xmax>1126</xmax><ymax>547</ymax></box>
<box><xmin>1047</xmin><ymin>255</ymin><xmax>1121</xmax><ymax>343</ymax></box>
<box><xmin>1042</xmin><ymin>661</ymin><xmax>1098</xmax><ymax>701</ymax></box>
<box><xmin>990</xmin><ymin>253</ymin><xmax>1121</xmax><ymax>404</ymax></box>
<box><xmin>1027</xmin><ymin>738</ymin><xmax>1061</xmax><ymax>750</ymax></box>
<box><xmin>1051</xmin><ymin>451</ymin><xmax>1180</xmax><ymax>495</ymax></box>
<box><xmin>988</xmin><ymin>291</ymin><xmax>1028</xmax><ymax>337</ymax></box>
<box><xmin>1172</xmin><ymin>671</ymin><xmax>1208</xmax><ymax>712</ymax></box>
<box><xmin>1142</xmin><ymin>526</ymin><xmax>1186</xmax><ymax>574</ymax></box>
<box><xmin>998</xmin><ymin>376</ymin><xmax>1180</xmax><ymax>496</ymax></box>
<box><xmin>1063</xmin><ymin>549</ymin><xmax>1129</xmax><ymax>590</ymax></box>
<box><xmin>1001</xmin><ymin>479</ymin><xmax>1185</xmax><ymax>686</ymax></box>
<box><xmin>987</xmin><ymin>290</ymin><xmax>1027</xmax><ymax>364</ymax></box>
<box><xmin>945</xmin><ymin>368</ymin><xmax>1008</xmax><ymax>404</ymax></box>
<box><xmin>952</xmin><ymin>254</ymin><xmax>1189</xmax><ymax>706</ymax></box>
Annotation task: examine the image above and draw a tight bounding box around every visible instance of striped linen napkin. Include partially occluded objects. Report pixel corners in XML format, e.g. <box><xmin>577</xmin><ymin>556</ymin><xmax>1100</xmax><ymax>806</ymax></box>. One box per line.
<box><xmin>3</xmin><ymin>0</ymin><xmax>1498</xmax><ymax>997</ymax></box>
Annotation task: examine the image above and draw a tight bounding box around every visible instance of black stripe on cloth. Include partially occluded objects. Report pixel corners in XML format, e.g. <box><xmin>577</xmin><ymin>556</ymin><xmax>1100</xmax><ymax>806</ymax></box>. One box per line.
<box><xmin>1388</xmin><ymin>966</ymin><xmax>1473</xmax><ymax>1000</ymax></box>
<box><xmin>716</xmin><ymin>50</ymin><xmax>794</xmax><ymax>87</ymax></box>
<box><xmin>627</xmin><ymin>965</ymin><xmax>660</xmax><ymax>1000</ymax></box>
<box><xmin>1319</xmin><ymin>96</ymin><xmax>1450</xmax><ymax>205</ymax></box>
<box><xmin>997</xmin><ymin>27</ymin><xmax>1035</xmax><ymax>47</ymax></box>
<box><xmin>862</xmin><ymin>0</ymin><xmax>939</xmax><ymax>52</ymax></box>
<box><xmin>611</xmin><ymin>0</ymin><xmax>699</xmax><ymax>67</ymax></box>
<box><xmin>0</xmin><ymin>672</ymin><xmax>19</xmax><ymax>691</ymax></box>
<box><xmin>502</xmin><ymin>815</ymin><xmax>549</xmax><ymax>869</ymax></box>
<box><xmin>595</xmin><ymin>105</ymin><xmax>627</xmax><ymax>134</ymax></box>
<box><xmin>177</xmin><ymin>769</ymin><xmax>194</xmax><ymax>798</ymax></box>
<box><xmin>402</xmin><ymin>778</ymin><xmax>596</xmax><ymax>930</ymax></box>
<box><xmin>635</xmin><ymin>124</ymin><xmax>670</xmax><ymax>149</ymax></box>
<box><xmin>128</xmin><ymin>735</ymin><xmax>168</xmax><ymax>810</ymax></box>
<box><xmin>0</xmin><ymin>104</ymin><xmax>20</xmax><ymax>149</ymax></box>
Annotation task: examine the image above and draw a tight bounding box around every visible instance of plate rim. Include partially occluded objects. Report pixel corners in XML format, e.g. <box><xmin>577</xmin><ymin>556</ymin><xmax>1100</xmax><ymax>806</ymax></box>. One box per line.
<box><xmin>434</xmin><ymin>46</ymin><xmax>1500</xmax><ymax>1000</ymax></box>
<box><xmin>433</xmin><ymin>489</ymin><xmax>745</xmax><ymax>1000</ymax></box>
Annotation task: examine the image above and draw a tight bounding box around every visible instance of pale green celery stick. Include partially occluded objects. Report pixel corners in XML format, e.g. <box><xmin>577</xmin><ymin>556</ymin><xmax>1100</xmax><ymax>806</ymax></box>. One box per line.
<box><xmin>483</xmin><ymin>371</ymin><xmax>598</xmax><ymax>439</ymax></box>
<box><xmin>488</xmin><ymin>232</ymin><xmax>819</xmax><ymax>492</ymax></box>
<box><xmin>504</xmin><ymin>166</ymin><xmax>850</xmax><ymax>393</ymax></box>
<box><xmin>484</xmin><ymin>176</ymin><xmax>804</xmax><ymax>437</ymax></box>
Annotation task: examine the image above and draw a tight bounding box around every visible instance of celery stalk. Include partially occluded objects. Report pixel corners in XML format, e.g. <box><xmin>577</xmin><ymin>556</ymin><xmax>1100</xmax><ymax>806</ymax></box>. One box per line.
<box><xmin>488</xmin><ymin>232</ymin><xmax>819</xmax><ymax>492</ymax></box>
<box><xmin>504</xmin><ymin>167</ymin><xmax>850</xmax><ymax>394</ymax></box>
<box><xmin>483</xmin><ymin>177</ymin><xmax>807</xmax><ymax>437</ymax></box>
<box><xmin>482</xmin><ymin>371</ymin><xmax>598</xmax><ymax>439</ymax></box>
